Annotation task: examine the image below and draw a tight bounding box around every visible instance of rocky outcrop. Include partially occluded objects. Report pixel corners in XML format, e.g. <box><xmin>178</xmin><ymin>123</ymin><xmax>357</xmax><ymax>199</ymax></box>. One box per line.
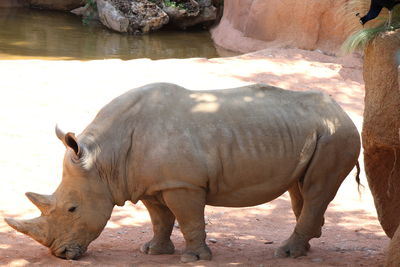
<box><xmin>73</xmin><ymin>0</ymin><xmax>221</xmax><ymax>34</ymax></box>
<box><xmin>27</xmin><ymin>0</ymin><xmax>84</xmax><ymax>11</ymax></box>
<box><xmin>362</xmin><ymin>30</ymin><xmax>400</xmax><ymax>238</ymax></box>
<box><xmin>162</xmin><ymin>0</ymin><xmax>217</xmax><ymax>29</ymax></box>
<box><xmin>211</xmin><ymin>0</ymin><xmax>350</xmax><ymax>54</ymax></box>
<box><xmin>96</xmin><ymin>0</ymin><xmax>169</xmax><ymax>34</ymax></box>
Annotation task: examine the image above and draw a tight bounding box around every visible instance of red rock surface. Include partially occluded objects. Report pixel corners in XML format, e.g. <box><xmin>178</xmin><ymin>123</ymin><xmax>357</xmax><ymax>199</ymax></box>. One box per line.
<box><xmin>212</xmin><ymin>0</ymin><xmax>350</xmax><ymax>54</ymax></box>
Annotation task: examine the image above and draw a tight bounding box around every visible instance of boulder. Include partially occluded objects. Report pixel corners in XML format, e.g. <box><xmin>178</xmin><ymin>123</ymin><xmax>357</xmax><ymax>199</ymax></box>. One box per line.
<box><xmin>362</xmin><ymin>30</ymin><xmax>400</xmax><ymax>238</ymax></box>
<box><xmin>96</xmin><ymin>0</ymin><xmax>169</xmax><ymax>34</ymax></box>
<box><xmin>386</xmin><ymin>224</ymin><xmax>400</xmax><ymax>267</ymax></box>
<box><xmin>28</xmin><ymin>0</ymin><xmax>85</xmax><ymax>11</ymax></box>
<box><xmin>211</xmin><ymin>0</ymin><xmax>350</xmax><ymax>54</ymax></box>
<box><xmin>162</xmin><ymin>0</ymin><xmax>217</xmax><ymax>29</ymax></box>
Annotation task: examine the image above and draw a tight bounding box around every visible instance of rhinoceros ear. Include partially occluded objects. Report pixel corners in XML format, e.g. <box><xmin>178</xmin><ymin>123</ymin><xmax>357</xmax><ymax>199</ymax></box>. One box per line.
<box><xmin>65</xmin><ymin>132</ymin><xmax>81</xmax><ymax>157</ymax></box>
<box><xmin>55</xmin><ymin>124</ymin><xmax>66</xmax><ymax>143</ymax></box>
<box><xmin>55</xmin><ymin>125</ymin><xmax>81</xmax><ymax>158</ymax></box>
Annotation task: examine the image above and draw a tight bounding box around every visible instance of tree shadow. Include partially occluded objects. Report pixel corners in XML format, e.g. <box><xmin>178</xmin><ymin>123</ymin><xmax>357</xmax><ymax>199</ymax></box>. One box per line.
<box><xmin>229</xmin><ymin>61</ymin><xmax>364</xmax><ymax>117</ymax></box>
<box><xmin>0</xmin><ymin>191</ymin><xmax>387</xmax><ymax>266</ymax></box>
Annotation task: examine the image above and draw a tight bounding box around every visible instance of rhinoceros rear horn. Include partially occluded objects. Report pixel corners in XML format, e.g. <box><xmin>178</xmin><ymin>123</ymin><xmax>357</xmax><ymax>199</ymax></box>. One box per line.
<box><xmin>4</xmin><ymin>217</ymin><xmax>49</xmax><ymax>246</ymax></box>
<box><xmin>25</xmin><ymin>192</ymin><xmax>52</xmax><ymax>214</ymax></box>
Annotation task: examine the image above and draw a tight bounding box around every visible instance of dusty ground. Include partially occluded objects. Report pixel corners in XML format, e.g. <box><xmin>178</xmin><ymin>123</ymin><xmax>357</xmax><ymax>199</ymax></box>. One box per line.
<box><xmin>0</xmin><ymin>48</ymin><xmax>388</xmax><ymax>266</ymax></box>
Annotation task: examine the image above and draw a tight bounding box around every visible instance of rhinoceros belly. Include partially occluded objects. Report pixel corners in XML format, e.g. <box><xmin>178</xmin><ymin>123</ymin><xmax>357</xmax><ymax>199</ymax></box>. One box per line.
<box><xmin>206</xmin><ymin>182</ymin><xmax>291</xmax><ymax>207</ymax></box>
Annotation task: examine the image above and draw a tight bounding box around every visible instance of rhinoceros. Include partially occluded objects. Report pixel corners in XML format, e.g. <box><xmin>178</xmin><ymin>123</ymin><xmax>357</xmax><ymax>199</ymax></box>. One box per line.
<box><xmin>5</xmin><ymin>83</ymin><xmax>360</xmax><ymax>262</ymax></box>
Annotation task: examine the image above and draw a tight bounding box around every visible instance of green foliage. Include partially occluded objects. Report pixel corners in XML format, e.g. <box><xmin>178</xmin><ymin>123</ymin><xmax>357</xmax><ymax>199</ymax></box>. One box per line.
<box><xmin>164</xmin><ymin>0</ymin><xmax>186</xmax><ymax>10</ymax></box>
<box><xmin>86</xmin><ymin>0</ymin><xmax>96</xmax><ymax>7</ymax></box>
<box><xmin>341</xmin><ymin>23</ymin><xmax>386</xmax><ymax>54</ymax></box>
<box><xmin>82</xmin><ymin>0</ymin><xmax>98</xmax><ymax>25</ymax></box>
<box><xmin>341</xmin><ymin>4</ymin><xmax>400</xmax><ymax>54</ymax></box>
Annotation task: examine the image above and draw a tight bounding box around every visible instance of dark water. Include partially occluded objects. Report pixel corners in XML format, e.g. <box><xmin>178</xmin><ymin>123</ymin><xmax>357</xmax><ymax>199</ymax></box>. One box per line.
<box><xmin>0</xmin><ymin>8</ymin><xmax>220</xmax><ymax>60</ymax></box>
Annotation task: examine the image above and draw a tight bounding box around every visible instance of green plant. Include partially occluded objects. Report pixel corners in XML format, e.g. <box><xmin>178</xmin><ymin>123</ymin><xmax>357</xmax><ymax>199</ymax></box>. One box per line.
<box><xmin>341</xmin><ymin>0</ymin><xmax>400</xmax><ymax>54</ymax></box>
<box><xmin>86</xmin><ymin>0</ymin><xmax>96</xmax><ymax>7</ymax></box>
<box><xmin>82</xmin><ymin>0</ymin><xmax>98</xmax><ymax>25</ymax></box>
<box><xmin>164</xmin><ymin>0</ymin><xmax>186</xmax><ymax>10</ymax></box>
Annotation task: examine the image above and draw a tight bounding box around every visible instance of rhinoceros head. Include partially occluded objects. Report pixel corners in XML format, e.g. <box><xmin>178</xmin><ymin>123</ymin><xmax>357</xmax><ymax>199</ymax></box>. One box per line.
<box><xmin>5</xmin><ymin>126</ymin><xmax>114</xmax><ymax>260</ymax></box>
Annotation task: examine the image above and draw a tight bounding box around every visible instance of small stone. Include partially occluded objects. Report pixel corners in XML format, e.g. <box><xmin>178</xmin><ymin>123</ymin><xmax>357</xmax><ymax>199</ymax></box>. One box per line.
<box><xmin>263</xmin><ymin>241</ymin><xmax>273</xmax><ymax>244</ymax></box>
<box><xmin>311</xmin><ymin>258</ymin><xmax>323</xmax><ymax>262</ymax></box>
<box><xmin>209</xmin><ymin>238</ymin><xmax>217</xmax><ymax>243</ymax></box>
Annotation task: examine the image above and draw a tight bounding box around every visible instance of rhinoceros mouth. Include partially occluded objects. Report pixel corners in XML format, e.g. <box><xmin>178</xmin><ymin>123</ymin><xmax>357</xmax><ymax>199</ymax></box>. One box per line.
<box><xmin>52</xmin><ymin>244</ymin><xmax>86</xmax><ymax>260</ymax></box>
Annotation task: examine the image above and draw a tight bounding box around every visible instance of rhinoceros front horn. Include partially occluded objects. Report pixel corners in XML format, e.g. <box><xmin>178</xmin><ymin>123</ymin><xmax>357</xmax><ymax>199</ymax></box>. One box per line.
<box><xmin>25</xmin><ymin>192</ymin><xmax>52</xmax><ymax>214</ymax></box>
<box><xmin>4</xmin><ymin>217</ymin><xmax>49</xmax><ymax>246</ymax></box>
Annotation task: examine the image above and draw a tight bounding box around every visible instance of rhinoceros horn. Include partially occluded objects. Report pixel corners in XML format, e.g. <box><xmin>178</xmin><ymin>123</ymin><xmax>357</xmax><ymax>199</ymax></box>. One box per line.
<box><xmin>25</xmin><ymin>192</ymin><xmax>52</xmax><ymax>214</ymax></box>
<box><xmin>4</xmin><ymin>216</ymin><xmax>49</xmax><ymax>246</ymax></box>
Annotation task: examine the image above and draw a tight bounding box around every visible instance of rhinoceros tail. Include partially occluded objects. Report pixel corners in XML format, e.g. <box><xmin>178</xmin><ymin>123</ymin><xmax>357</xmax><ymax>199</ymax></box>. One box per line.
<box><xmin>355</xmin><ymin>161</ymin><xmax>364</xmax><ymax>195</ymax></box>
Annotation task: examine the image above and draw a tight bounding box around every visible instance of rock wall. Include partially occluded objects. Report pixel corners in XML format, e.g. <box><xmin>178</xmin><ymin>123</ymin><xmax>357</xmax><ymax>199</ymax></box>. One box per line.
<box><xmin>362</xmin><ymin>30</ymin><xmax>400</xmax><ymax>238</ymax></box>
<box><xmin>211</xmin><ymin>0</ymin><xmax>349</xmax><ymax>54</ymax></box>
<box><xmin>386</xmin><ymin>224</ymin><xmax>400</xmax><ymax>267</ymax></box>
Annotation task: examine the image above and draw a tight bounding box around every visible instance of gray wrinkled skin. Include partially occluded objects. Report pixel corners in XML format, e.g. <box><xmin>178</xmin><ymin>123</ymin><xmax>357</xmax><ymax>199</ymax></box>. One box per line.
<box><xmin>5</xmin><ymin>83</ymin><xmax>361</xmax><ymax>262</ymax></box>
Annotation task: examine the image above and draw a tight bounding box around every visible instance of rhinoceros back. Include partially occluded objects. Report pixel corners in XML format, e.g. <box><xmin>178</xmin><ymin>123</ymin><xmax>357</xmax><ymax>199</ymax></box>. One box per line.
<box><xmin>80</xmin><ymin>83</ymin><xmax>359</xmax><ymax>207</ymax></box>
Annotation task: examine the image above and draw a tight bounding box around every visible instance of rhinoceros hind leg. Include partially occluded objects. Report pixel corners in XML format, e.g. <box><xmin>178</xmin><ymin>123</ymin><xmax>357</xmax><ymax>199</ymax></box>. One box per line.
<box><xmin>288</xmin><ymin>182</ymin><xmax>303</xmax><ymax>221</ymax></box>
<box><xmin>180</xmin><ymin>246</ymin><xmax>212</xmax><ymax>263</ymax></box>
<box><xmin>278</xmin><ymin>134</ymin><xmax>359</xmax><ymax>258</ymax></box>
<box><xmin>141</xmin><ymin>199</ymin><xmax>176</xmax><ymax>255</ymax></box>
<box><xmin>162</xmin><ymin>188</ymin><xmax>212</xmax><ymax>262</ymax></box>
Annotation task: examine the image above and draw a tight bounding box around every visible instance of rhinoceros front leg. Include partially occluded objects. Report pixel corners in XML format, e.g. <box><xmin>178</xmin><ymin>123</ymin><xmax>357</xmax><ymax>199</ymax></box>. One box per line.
<box><xmin>163</xmin><ymin>189</ymin><xmax>211</xmax><ymax>263</ymax></box>
<box><xmin>140</xmin><ymin>199</ymin><xmax>175</xmax><ymax>255</ymax></box>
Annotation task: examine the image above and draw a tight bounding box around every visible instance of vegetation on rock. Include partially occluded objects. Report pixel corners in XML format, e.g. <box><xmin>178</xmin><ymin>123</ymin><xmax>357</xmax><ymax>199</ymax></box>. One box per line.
<box><xmin>79</xmin><ymin>0</ymin><xmax>221</xmax><ymax>33</ymax></box>
<box><xmin>341</xmin><ymin>0</ymin><xmax>400</xmax><ymax>53</ymax></box>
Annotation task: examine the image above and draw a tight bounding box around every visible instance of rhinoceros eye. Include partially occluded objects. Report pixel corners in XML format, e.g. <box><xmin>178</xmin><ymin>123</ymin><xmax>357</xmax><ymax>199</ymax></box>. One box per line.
<box><xmin>68</xmin><ymin>206</ymin><xmax>77</xmax><ymax>213</ymax></box>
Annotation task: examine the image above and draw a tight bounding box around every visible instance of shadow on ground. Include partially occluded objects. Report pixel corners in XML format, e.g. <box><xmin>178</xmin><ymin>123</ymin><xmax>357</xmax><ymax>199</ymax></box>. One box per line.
<box><xmin>0</xmin><ymin>193</ymin><xmax>387</xmax><ymax>266</ymax></box>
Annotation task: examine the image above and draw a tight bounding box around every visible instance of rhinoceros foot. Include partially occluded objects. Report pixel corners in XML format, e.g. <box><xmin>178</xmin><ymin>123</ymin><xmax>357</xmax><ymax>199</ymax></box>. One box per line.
<box><xmin>274</xmin><ymin>234</ymin><xmax>310</xmax><ymax>258</ymax></box>
<box><xmin>181</xmin><ymin>245</ymin><xmax>212</xmax><ymax>262</ymax></box>
<box><xmin>140</xmin><ymin>238</ymin><xmax>175</xmax><ymax>255</ymax></box>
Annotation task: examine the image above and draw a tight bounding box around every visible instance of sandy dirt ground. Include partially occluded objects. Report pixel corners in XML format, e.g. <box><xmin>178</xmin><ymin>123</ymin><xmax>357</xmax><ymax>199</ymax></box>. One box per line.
<box><xmin>0</xmin><ymin>48</ymin><xmax>388</xmax><ymax>266</ymax></box>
